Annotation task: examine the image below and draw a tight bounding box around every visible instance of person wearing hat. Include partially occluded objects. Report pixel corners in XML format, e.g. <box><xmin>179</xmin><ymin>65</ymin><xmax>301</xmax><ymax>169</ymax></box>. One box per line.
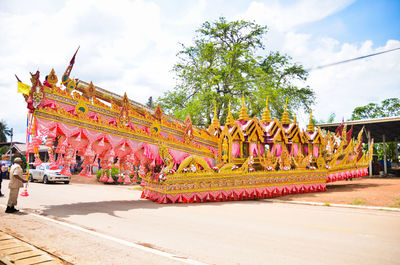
<box><xmin>0</xmin><ymin>163</ymin><xmax>5</xmax><ymax>197</ymax></box>
<box><xmin>5</xmin><ymin>157</ymin><xmax>27</xmax><ymax>213</ymax></box>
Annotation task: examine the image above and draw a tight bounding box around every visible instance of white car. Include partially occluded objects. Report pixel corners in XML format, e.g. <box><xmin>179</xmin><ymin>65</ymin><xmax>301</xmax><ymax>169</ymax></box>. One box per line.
<box><xmin>28</xmin><ymin>163</ymin><xmax>70</xmax><ymax>184</ymax></box>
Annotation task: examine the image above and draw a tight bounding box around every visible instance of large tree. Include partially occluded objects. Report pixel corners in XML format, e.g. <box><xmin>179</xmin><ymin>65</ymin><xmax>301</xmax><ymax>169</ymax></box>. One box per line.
<box><xmin>0</xmin><ymin>120</ymin><xmax>11</xmax><ymax>142</ymax></box>
<box><xmin>158</xmin><ymin>17</ymin><xmax>314</xmax><ymax>126</ymax></box>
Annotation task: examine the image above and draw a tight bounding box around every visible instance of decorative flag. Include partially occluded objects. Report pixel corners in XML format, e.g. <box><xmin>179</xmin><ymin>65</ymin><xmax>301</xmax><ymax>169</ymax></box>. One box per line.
<box><xmin>17</xmin><ymin>81</ymin><xmax>31</xmax><ymax>95</ymax></box>
<box><xmin>346</xmin><ymin>125</ymin><xmax>354</xmax><ymax>144</ymax></box>
<box><xmin>335</xmin><ymin>122</ymin><xmax>344</xmax><ymax>136</ymax></box>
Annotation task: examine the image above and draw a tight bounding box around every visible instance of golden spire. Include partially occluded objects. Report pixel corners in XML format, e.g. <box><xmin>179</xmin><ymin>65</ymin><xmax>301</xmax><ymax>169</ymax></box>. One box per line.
<box><xmin>210</xmin><ymin>102</ymin><xmax>220</xmax><ymax>128</ymax></box>
<box><xmin>307</xmin><ymin>109</ymin><xmax>314</xmax><ymax>132</ymax></box>
<box><xmin>225</xmin><ymin>100</ymin><xmax>235</xmax><ymax>126</ymax></box>
<box><xmin>239</xmin><ymin>94</ymin><xmax>250</xmax><ymax>121</ymax></box>
<box><xmin>280</xmin><ymin>98</ymin><xmax>291</xmax><ymax>125</ymax></box>
<box><xmin>293</xmin><ymin>113</ymin><xmax>297</xmax><ymax>124</ymax></box>
<box><xmin>261</xmin><ymin>96</ymin><xmax>272</xmax><ymax>123</ymax></box>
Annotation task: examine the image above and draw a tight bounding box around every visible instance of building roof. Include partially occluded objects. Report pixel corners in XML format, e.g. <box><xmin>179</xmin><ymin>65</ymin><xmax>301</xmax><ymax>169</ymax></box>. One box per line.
<box><xmin>6</xmin><ymin>143</ymin><xmax>49</xmax><ymax>154</ymax></box>
<box><xmin>318</xmin><ymin>116</ymin><xmax>400</xmax><ymax>142</ymax></box>
<box><xmin>0</xmin><ymin>142</ymin><xmax>23</xmax><ymax>148</ymax></box>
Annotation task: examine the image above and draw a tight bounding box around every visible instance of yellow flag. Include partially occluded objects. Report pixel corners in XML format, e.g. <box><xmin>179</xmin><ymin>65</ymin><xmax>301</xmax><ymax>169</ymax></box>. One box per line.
<box><xmin>17</xmin><ymin>81</ymin><xmax>31</xmax><ymax>95</ymax></box>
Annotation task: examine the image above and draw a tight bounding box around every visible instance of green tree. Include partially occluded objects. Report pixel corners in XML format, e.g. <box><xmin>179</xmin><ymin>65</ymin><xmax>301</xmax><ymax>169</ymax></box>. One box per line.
<box><xmin>158</xmin><ymin>17</ymin><xmax>314</xmax><ymax>126</ymax></box>
<box><xmin>0</xmin><ymin>120</ymin><xmax>12</xmax><ymax>142</ymax></box>
<box><xmin>351</xmin><ymin>98</ymin><xmax>400</xmax><ymax>120</ymax></box>
<box><xmin>351</xmin><ymin>98</ymin><xmax>400</xmax><ymax>161</ymax></box>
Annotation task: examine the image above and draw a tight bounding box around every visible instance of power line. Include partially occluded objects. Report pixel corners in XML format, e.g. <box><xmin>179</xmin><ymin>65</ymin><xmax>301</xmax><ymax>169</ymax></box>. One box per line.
<box><xmin>181</xmin><ymin>46</ymin><xmax>400</xmax><ymax>95</ymax></box>
<box><xmin>306</xmin><ymin>47</ymin><xmax>400</xmax><ymax>71</ymax></box>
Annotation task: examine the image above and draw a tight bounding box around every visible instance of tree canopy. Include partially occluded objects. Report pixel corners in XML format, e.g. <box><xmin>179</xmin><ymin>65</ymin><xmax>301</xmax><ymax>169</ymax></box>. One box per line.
<box><xmin>0</xmin><ymin>120</ymin><xmax>11</xmax><ymax>142</ymax></box>
<box><xmin>350</xmin><ymin>98</ymin><xmax>400</xmax><ymax>161</ymax></box>
<box><xmin>158</xmin><ymin>17</ymin><xmax>314</xmax><ymax>127</ymax></box>
<box><xmin>351</xmin><ymin>98</ymin><xmax>400</xmax><ymax>120</ymax></box>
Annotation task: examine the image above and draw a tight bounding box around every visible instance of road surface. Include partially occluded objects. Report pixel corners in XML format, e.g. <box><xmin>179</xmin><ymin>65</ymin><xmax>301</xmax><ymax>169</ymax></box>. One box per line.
<box><xmin>1</xmin><ymin>180</ymin><xmax>399</xmax><ymax>265</ymax></box>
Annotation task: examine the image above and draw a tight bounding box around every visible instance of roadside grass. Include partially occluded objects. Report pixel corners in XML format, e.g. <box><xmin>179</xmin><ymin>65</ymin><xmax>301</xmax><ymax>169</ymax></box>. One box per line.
<box><xmin>129</xmin><ymin>186</ymin><xmax>143</xmax><ymax>191</ymax></box>
<box><xmin>351</xmin><ymin>198</ymin><xmax>366</xmax><ymax>205</ymax></box>
<box><xmin>388</xmin><ymin>198</ymin><xmax>400</xmax><ymax>208</ymax></box>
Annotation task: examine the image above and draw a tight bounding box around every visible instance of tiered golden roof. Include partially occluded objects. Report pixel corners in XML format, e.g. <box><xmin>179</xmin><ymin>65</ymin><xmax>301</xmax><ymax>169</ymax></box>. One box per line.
<box><xmin>280</xmin><ymin>98</ymin><xmax>291</xmax><ymax>125</ymax></box>
<box><xmin>261</xmin><ymin>96</ymin><xmax>272</xmax><ymax>123</ymax></box>
<box><xmin>307</xmin><ymin>110</ymin><xmax>314</xmax><ymax>132</ymax></box>
<box><xmin>225</xmin><ymin>100</ymin><xmax>235</xmax><ymax>126</ymax></box>
<box><xmin>211</xmin><ymin>103</ymin><xmax>220</xmax><ymax>128</ymax></box>
<box><xmin>238</xmin><ymin>94</ymin><xmax>250</xmax><ymax>121</ymax></box>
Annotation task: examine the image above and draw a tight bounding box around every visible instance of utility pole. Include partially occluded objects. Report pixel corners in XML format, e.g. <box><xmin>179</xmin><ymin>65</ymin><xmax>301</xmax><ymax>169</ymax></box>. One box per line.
<box><xmin>8</xmin><ymin>128</ymin><xmax>13</xmax><ymax>162</ymax></box>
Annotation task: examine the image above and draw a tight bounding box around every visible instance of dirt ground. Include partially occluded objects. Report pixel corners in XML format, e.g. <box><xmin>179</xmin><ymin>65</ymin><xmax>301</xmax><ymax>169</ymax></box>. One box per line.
<box><xmin>70</xmin><ymin>174</ymin><xmax>400</xmax><ymax>208</ymax></box>
<box><xmin>280</xmin><ymin>177</ymin><xmax>400</xmax><ymax>208</ymax></box>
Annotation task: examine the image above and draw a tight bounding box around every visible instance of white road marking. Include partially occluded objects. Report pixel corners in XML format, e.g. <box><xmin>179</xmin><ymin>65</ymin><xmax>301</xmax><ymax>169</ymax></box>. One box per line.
<box><xmin>270</xmin><ymin>199</ymin><xmax>400</xmax><ymax>211</ymax></box>
<box><xmin>0</xmin><ymin>204</ymin><xmax>209</xmax><ymax>265</ymax></box>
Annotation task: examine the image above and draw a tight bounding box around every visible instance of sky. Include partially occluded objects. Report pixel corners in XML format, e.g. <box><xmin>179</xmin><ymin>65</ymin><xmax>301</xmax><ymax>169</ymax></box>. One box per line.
<box><xmin>0</xmin><ymin>0</ymin><xmax>399</xmax><ymax>142</ymax></box>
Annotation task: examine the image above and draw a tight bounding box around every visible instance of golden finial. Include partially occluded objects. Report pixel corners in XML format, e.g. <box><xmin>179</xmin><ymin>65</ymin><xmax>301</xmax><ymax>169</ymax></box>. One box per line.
<box><xmin>210</xmin><ymin>102</ymin><xmax>220</xmax><ymax>128</ymax></box>
<box><xmin>307</xmin><ymin>109</ymin><xmax>314</xmax><ymax>132</ymax></box>
<box><xmin>280</xmin><ymin>98</ymin><xmax>291</xmax><ymax>125</ymax></box>
<box><xmin>225</xmin><ymin>100</ymin><xmax>235</xmax><ymax>126</ymax></box>
<box><xmin>47</xmin><ymin>68</ymin><xmax>58</xmax><ymax>87</ymax></box>
<box><xmin>293</xmin><ymin>113</ymin><xmax>297</xmax><ymax>124</ymax></box>
<box><xmin>261</xmin><ymin>96</ymin><xmax>272</xmax><ymax>123</ymax></box>
<box><xmin>239</xmin><ymin>94</ymin><xmax>250</xmax><ymax>121</ymax></box>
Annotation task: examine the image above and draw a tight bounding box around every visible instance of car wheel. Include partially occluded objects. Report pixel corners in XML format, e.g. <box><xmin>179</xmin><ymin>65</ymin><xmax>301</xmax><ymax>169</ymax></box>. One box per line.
<box><xmin>29</xmin><ymin>174</ymin><xmax>34</xmax><ymax>182</ymax></box>
<box><xmin>43</xmin><ymin>175</ymin><xmax>49</xmax><ymax>184</ymax></box>
<box><xmin>64</xmin><ymin>181</ymin><xmax>70</xmax><ymax>184</ymax></box>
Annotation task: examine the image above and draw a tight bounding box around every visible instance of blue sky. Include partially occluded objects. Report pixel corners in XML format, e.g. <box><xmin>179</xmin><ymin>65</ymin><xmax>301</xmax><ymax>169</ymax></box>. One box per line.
<box><xmin>0</xmin><ymin>0</ymin><xmax>399</xmax><ymax>142</ymax></box>
<box><xmin>297</xmin><ymin>0</ymin><xmax>400</xmax><ymax>49</ymax></box>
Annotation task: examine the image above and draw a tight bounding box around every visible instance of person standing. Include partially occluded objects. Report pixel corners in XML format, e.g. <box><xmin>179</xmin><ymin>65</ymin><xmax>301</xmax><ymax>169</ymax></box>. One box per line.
<box><xmin>5</xmin><ymin>157</ymin><xmax>27</xmax><ymax>213</ymax></box>
<box><xmin>0</xmin><ymin>163</ymin><xmax>5</xmax><ymax>197</ymax></box>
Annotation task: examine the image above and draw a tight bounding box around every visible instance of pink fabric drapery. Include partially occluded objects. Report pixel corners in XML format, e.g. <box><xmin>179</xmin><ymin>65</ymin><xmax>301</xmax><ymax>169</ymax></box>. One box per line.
<box><xmin>232</xmin><ymin>142</ymin><xmax>241</xmax><ymax>158</ymax></box>
<box><xmin>313</xmin><ymin>145</ymin><xmax>319</xmax><ymax>157</ymax></box>
<box><xmin>168</xmin><ymin>149</ymin><xmax>191</xmax><ymax>164</ymax></box>
<box><xmin>292</xmin><ymin>143</ymin><xmax>299</xmax><ymax>156</ymax></box>
<box><xmin>203</xmin><ymin>157</ymin><xmax>214</xmax><ymax>168</ymax></box>
<box><xmin>303</xmin><ymin>145</ymin><xmax>308</xmax><ymax>156</ymax></box>
<box><xmin>134</xmin><ymin>143</ymin><xmax>162</xmax><ymax>165</ymax></box>
<box><xmin>275</xmin><ymin>143</ymin><xmax>282</xmax><ymax>157</ymax></box>
<box><xmin>250</xmin><ymin>143</ymin><xmax>259</xmax><ymax>157</ymax></box>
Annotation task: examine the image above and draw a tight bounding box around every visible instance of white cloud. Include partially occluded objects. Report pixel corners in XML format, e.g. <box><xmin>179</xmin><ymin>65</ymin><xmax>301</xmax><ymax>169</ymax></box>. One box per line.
<box><xmin>237</xmin><ymin>0</ymin><xmax>400</xmax><ymax>126</ymax></box>
<box><xmin>0</xmin><ymin>0</ymin><xmax>177</xmax><ymax>142</ymax></box>
<box><xmin>307</xmin><ymin>39</ymin><xmax>400</xmax><ymax>122</ymax></box>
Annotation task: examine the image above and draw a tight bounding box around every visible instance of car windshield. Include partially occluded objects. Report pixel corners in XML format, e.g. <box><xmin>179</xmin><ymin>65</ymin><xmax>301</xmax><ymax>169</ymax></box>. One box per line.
<box><xmin>44</xmin><ymin>164</ymin><xmax>62</xmax><ymax>170</ymax></box>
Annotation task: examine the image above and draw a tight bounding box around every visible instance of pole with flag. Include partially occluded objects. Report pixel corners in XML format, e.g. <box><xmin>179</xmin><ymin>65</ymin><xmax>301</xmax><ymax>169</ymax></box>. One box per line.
<box><xmin>17</xmin><ymin>81</ymin><xmax>31</xmax><ymax>95</ymax></box>
<box><xmin>20</xmin><ymin>113</ymin><xmax>33</xmax><ymax>197</ymax></box>
<box><xmin>62</xmin><ymin>46</ymin><xmax>80</xmax><ymax>85</ymax></box>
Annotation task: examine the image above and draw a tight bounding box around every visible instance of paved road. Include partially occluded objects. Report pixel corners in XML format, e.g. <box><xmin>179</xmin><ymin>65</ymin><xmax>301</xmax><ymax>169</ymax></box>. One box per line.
<box><xmin>1</xmin><ymin>180</ymin><xmax>399</xmax><ymax>265</ymax></box>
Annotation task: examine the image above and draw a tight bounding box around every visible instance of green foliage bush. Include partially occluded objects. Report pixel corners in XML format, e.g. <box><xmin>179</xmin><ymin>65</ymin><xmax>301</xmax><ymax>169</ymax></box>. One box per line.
<box><xmin>96</xmin><ymin>167</ymin><xmax>120</xmax><ymax>184</ymax></box>
<box><xmin>96</xmin><ymin>166</ymin><xmax>142</xmax><ymax>184</ymax></box>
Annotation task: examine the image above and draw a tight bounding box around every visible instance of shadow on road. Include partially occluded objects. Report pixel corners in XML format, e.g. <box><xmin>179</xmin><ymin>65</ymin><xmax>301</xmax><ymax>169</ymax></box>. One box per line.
<box><xmin>38</xmin><ymin>179</ymin><xmax>397</xmax><ymax>218</ymax></box>
<box><xmin>39</xmin><ymin>197</ymin><xmax>272</xmax><ymax>218</ymax></box>
<box><xmin>40</xmin><ymin>199</ymin><xmax>166</xmax><ymax>218</ymax></box>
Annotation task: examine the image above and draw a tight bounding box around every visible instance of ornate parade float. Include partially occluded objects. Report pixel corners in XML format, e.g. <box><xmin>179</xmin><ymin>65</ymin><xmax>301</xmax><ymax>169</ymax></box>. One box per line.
<box><xmin>18</xmin><ymin>51</ymin><xmax>373</xmax><ymax>203</ymax></box>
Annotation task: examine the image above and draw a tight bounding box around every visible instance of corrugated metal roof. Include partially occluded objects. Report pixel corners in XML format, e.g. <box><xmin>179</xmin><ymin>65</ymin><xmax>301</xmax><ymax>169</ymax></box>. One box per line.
<box><xmin>318</xmin><ymin>116</ymin><xmax>400</xmax><ymax>142</ymax></box>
